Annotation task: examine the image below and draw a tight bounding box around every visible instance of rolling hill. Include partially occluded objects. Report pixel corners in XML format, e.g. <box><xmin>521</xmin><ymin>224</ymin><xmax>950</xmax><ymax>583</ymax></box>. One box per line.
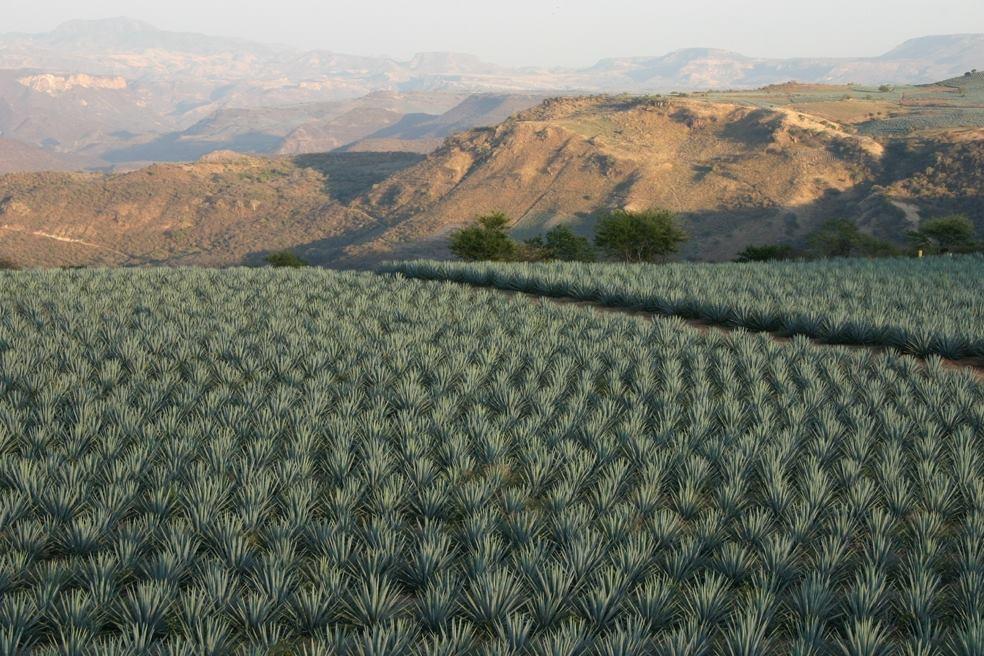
<box><xmin>98</xmin><ymin>93</ymin><xmax>549</xmax><ymax>163</ymax></box>
<box><xmin>2</xmin><ymin>85</ymin><xmax>981</xmax><ymax>269</ymax></box>
<box><xmin>0</xmin><ymin>137</ymin><xmax>93</xmax><ymax>174</ymax></box>
<box><xmin>99</xmin><ymin>92</ymin><xmax>472</xmax><ymax>164</ymax></box>
<box><xmin>342</xmin><ymin>96</ymin><xmax>890</xmax><ymax>263</ymax></box>
<box><xmin>0</xmin><ymin>68</ymin><xmax>173</xmax><ymax>156</ymax></box>
<box><xmin>339</xmin><ymin>94</ymin><xmax>552</xmax><ymax>153</ymax></box>
<box><xmin>273</xmin><ymin>93</ymin><xmax>545</xmax><ymax>155</ymax></box>
<box><xmin>586</xmin><ymin>35</ymin><xmax>984</xmax><ymax>90</ymax></box>
<box><xmin>0</xmin><ymin>152</ymin><xmax>419</xmax><ymax>267</ymax></box>
<box><xmin>3</xmin><ymin>20</ymin><xmax>980</xmax><ymax>94</ymax></box>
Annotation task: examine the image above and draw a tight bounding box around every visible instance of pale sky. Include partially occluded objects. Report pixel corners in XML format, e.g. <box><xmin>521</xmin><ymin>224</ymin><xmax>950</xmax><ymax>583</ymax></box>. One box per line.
<box><xmin>4</xmin><ymin>0</ymin><xmax>983</xmax><ymax>67</ymax></box>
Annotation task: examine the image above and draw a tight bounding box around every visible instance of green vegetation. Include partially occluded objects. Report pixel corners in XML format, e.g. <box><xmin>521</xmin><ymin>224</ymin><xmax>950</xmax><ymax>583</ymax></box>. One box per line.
<box><xmin>808</xmin><ymin>219</ymin><xmax>897</xmax><ymax>258</ymax></box>
<box><xmin>449</xmin><ymin>212</ymin><xmax>519</xmax><ymax>262</ymax></box>
<box><xmin>743</xmin><ymin>215</ymin><xmax>980</xmax><ymax>263</ymax></box>
<box><xmin>0</xmin><ymin>267</ymin><xmax>981</xmax><ymax>654</ymax></box>
<box><xmin>450</xmin><ymin>210</ymin><xmax>682</xmax><ymax>264</ymax></box>
<box><xmin>909</xmin><ymin>214</ymin><xmax>979</xmax><ymax>254</ymax></box>
<box><xmin>735</xmin><ymin>244</ymin><xmax>795</xmax><ymax>263</ymax></box>
<box><xmin>265</xmin><ymin>250</ymin><xmax>310</xmax><ymax>267</ymax></box>
<box><xmin>524</xmin><ymin>226</ymin><xmax>596</xmax><ymax>262</ymax></box>
<box><xmin>387</xmin><ymin>255</ymin><xmax>984</xmax><ymax>358</ymax></box>
<box><xmin>594</xmin><ymin>208</ymin><xmax>688</xmax><ymax>262</ymax></box>
<box><xmin>857</xmin><ymin>109</ymin><xmax>984</xmax><ymax>136</ymax></box>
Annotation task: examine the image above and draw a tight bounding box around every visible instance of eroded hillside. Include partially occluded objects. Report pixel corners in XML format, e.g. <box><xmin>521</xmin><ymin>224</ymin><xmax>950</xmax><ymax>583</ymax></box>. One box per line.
<box><xmin>0</xmin><ymin>94</ymin><xmax>980</xmax><ymax>267</ymax></box>
<box><xmin>340</xmin><ymin>96</ymin><xmax>895</xmax><ymax>262</ymax></box>
<box><xmin>0</xmin><ymin>152</ymin><xmax>420</xmax><ymax>267</ymax></box>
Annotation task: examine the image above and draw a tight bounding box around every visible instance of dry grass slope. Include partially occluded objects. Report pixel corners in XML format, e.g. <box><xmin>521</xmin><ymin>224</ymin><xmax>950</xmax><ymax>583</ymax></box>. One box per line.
<box><xmin>0</xmin><ymin>152</ymin><xmax>421</xmax><ymax>267</ymax></box>
<box><xmin>0</xmin><ymin>91</ymin><xmax>981</xmax><ymax>268</ymax></box>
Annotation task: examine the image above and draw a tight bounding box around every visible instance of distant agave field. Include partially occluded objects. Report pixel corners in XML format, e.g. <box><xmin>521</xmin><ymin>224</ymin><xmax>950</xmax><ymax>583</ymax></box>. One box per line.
<box><xmin>0</xmin><ymin>268</ymin><xmax>982</xmax><ymax>654</ymax></box>
<box><xmin>857</xmin><ymin>108</ymin><xmax>984</xmax><ymax>136</ymax></box>
<box><xmin>386</xmin><ymin>256</ymin><xmax>984</xmax><ymax>359</ymax></box>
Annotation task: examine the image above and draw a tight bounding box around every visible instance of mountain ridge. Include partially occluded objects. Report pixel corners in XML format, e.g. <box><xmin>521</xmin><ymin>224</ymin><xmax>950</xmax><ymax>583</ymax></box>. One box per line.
<box><xmin>1</xmin><ymin>91</ymin><xmax>980</xmax><ymax>269</ymax></box>
<box><xmin>2</xmin><ymin>19</ymin><xmax>980</xmax><ymax>88</ymax></box>
<box><xmin>1</xmin><ymin>19</ymin><xmax>981</xmax><ymax>169</ymax></box>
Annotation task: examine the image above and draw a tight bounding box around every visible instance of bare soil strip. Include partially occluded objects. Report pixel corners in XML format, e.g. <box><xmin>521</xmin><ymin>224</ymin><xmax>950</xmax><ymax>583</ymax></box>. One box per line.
<box><xmin>483</xmin><ymin>286</ymin><xmax>984</xmax><ymax>381</ymax></box>
<box><xmin>0</xmin><ymin>225</ymin><xmax>128</xmax><ymax>256</ymax></box>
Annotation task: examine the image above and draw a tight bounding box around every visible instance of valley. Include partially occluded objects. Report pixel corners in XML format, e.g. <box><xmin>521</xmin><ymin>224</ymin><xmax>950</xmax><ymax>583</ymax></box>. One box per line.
<box><xmin>0</xmin><ymin>19</ymin><xmax>982</xmax><ymax>172</ymax></box>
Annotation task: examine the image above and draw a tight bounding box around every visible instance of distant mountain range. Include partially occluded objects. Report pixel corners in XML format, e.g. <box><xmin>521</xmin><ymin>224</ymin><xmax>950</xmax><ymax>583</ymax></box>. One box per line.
<box><xmin>585</xmin><ymin>35</ymin><xmax>984</xmax><ymax>90</ymax></box>
<box><xmin>1</xmin><ymin>20</ymin><xmax>981</xmax><ymax>91</ymax></box>
<box><xmin>0</xmin><ymin>19</ymin><xmax>981</xmax><ymax>170</ymax></box>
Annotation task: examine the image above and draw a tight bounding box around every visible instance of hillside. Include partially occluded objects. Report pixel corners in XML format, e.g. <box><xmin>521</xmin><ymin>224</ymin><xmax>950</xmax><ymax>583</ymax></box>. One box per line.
<box><xmin>340</xmin><ymin>94</ymin><xmax>551</xmax><ymax>153</ymax></box>
<box><xmin>0</xmin><ymin>152</ymin><xmax>420</xmax><ymax>267</ymax></box>
<box><xmin>0</xmin><ymin>137</ymin><xmax>93</xmax><ymax>174</ymax></box>
<box><xmin>104</xmin><ymin>92</ymin><xmax>471</xmax><ymax>164</ymax></box>
<box><xmin>339</xmin><ymin>96</ymin><xmax>891</xmax><ymax>263</ymax></box>
<box><xmin>330</xmin><ymin>87</ymin><xmax>984</xmax><ymax>264</ymax></box>
<box><xmin>1</xmin><ymin>92</ymin><xmax>981</xmax><ymax>268</ymax></box>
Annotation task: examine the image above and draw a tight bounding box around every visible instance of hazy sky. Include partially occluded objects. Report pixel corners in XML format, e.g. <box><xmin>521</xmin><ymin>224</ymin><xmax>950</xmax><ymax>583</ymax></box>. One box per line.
<box><xmin>6</xmin><ymin>0</ymin><xmax>983</xmax><ymax>66</ymax></box>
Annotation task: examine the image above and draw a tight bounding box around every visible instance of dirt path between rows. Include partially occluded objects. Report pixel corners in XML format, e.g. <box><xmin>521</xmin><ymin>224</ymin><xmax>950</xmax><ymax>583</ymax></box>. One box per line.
<box><xmin>486</xmin><ymin>286</ymin><xmax>984</xmax><ymax>382</ymax></box>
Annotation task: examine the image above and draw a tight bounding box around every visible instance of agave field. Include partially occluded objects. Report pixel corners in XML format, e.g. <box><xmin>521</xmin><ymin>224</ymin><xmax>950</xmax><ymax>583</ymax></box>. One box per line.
<box><xmin>856</xmin><ymin>108</ymin><xmax>984</xmax><ymax>136</ymax></box>
<box><xmin>385</xmin><ymin>256</ymin><xmax>984</xmax><ymax>360</ymax></box>
<box><xmin>0</xmin><ymin>268</ymin><xmax>982</xmax><ymax>655</ymax></box>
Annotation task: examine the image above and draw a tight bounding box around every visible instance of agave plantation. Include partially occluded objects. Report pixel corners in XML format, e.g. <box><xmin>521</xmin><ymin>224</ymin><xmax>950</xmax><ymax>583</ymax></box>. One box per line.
<box><xmin>0</xmin><ymin>267</ymin><xmax>982</xmax><ymax>654</ymax></box>
<box><xmin>385</xmin><ymin>256</ymin><xmax>984</xmax><ymax>360</ymax></box>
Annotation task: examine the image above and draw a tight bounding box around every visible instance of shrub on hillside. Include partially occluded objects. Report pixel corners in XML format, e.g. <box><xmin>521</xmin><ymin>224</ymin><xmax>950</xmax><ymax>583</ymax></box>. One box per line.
<box><xmin>735</xmin><ymin>244</ymin><xmax>796</xmax><ymax>262</ymax></box>
<box><xmin>808</xmin><ymin>219</ymin><xmax>897</xmax><ymax>258</ymax></box>
<box><xmin>265</xmin><ymin>250</ymin><xmax>309</xmax><ymax>267</ymax></box>
<box><xmin>0</xmin><ymin>258</ymin><xmax>16</xmax><ymax>270</ymax></box>
<box><xmin>516</xmin><ymin>238</ymin><xmax>550</xmax><ymax>262</ymax></box>
<box><xmin>594</xmin><ymin>208</ymin><xmax>687</xmax><ymax>262</ymax></box>
<box><xmin>526</xmin><ymin>226</ymin><xmax>596</xmax><ymax>262</ymax></box>
<box><xmin>449</xmin><ymin>212</ymin><xmax>518</xmax><ymax>261</ymax></box>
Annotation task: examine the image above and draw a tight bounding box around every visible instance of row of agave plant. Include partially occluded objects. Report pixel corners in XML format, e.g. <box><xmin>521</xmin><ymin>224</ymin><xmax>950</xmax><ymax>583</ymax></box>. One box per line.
<box><xmin>382</xmin><ymin>255</ymin><xmax>984</xmax><ymax>360</ymax></box>
<box><xmin>0</xmin><ymin>268</ymin><xmax>982</xmax><ymax>655</ymax></box>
